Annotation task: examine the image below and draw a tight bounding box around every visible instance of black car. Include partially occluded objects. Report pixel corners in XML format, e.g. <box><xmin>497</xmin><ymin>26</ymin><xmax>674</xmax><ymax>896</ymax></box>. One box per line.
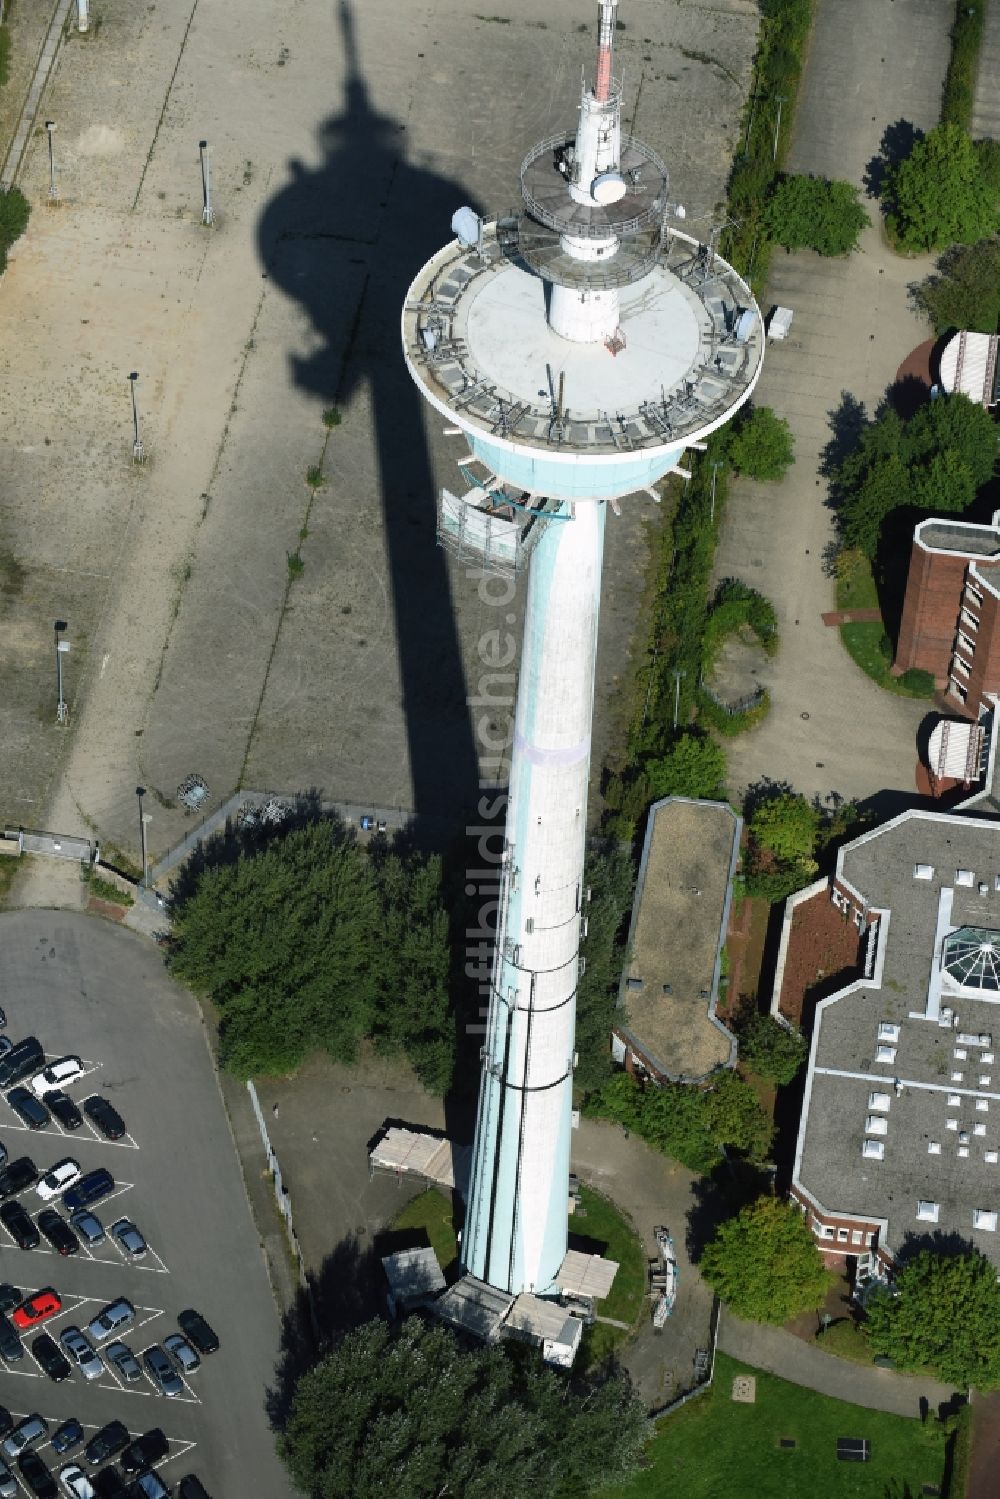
<box><xmin>85</xmin><ymin>1422</ymin><xmax>130</xmax><ymax>1467</ymax></box>
<box><xmin>36</xmin><ymin>1210</ymin><xmax>78</xmax><ymax>1258</ymax></box>
<box><xmin>83</xmin><ymin>1096</ymin><xmax>126</xmax><ymax>1142</ymax></box>
<box><xmin>50</xmin><ymin>1419</ymin><xmax>83</xmax><ymax>1456</ymax></box>
<box><xmin>47</xmin><ymin>1093</ymin><xmax>82</xmax><ymax>1132</ymax></box>
<box><xmin>0</xmin><ymin>1199</ymin><xmax>39</xmax><ymax>1249</ymax></box>
<box><xmin>5</xmin><ymin>1090</ymin><xmax>48</xmax><ymax>1132</ymax></box>
<box><xmin>176</xmin><ymin>1308</ymin><xmax>219</xmax><ymax>1355</ymax></box>
<box><xmin>0</xmin><ymin>1286</ymin><xmax>19</xmax><ymax>1315</ymax></box>
<box><xmin>0</xmin><ymin>1041</ymin><xmax>43</xmax><ymax>1092</ymax></box>
<box><xmin>0</xmin><ymin>1315</ymin><xmax>23</xmax><ymax>1363</ymax></box>
<box><xmin>16</xmin><ymin>1449</ymin><xmax>57</xmax><ymax>1499</ymax></box>
<box><xmin>95</xmin><ymin>1468</ymin><xmax>129</xmax><ymax>1499</ymax></box>
<box><xmin>0</xmin><ymin>1411</ymin><xmax>10</xmax><ymax>1440</ymax></box>
<box><xmin>31</xmin><ymin>1334</ymin><xmax>70</xmax><ymax>1383</ymax></box>
<box><xmin>178</xmin><ymin>1479</ymin><xmax>212</xmax><ymax>1499</ymax></box>
<box><xmin>120</xmin><ymin>1430</ymin><xmax>168</xmax><ymax>1476</ymax></box>
<box><xmin>0</xmin><ymin>1158</ymin><xmax>37</xmax><ymax>1200</ymax></box>
<box><xmin>63</xmin><ymin>1168</ymin><xmax>114</xmax><ymax>1211</ymax></box>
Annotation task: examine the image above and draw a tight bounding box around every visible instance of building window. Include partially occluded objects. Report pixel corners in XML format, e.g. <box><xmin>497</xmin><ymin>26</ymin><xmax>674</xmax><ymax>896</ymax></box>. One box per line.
<box><xmin>854</xmin><ymin>909</ymin><xmax>865</xmax><ymax>929</ymax></box>
<box><xmin>959</xmin><ymin>1146</ymin><xmax>971</xmax><ymax>1158</ymax></box>
<box><xmin>967</xmin><ymin>582</ymin><xmax>984</xmax><ymax>606</ymax></box>
<box><xmin>951</xmin><ymin>680</ymin><xmax>969</xmax><ymax>703</ymax></box>
<box><xmin>961</xmin><ymin>607</ymin><xmax>979</xmax><ymax>632</ymax></box>
<box><xmin>985</xmin><ymin>1052</ymin><xmax>996</xmax><ymax>1064</ymax></box>
<box><xmin>978</xmin><ymin>1100</ymin><xmax>990</xmax><ymax>1113</ymax></box>
<box><xmin>917</xmin><ymin>1201</ymin><xmax>940</xmax><ymax>1223</ymax></box>
<box><xmin>952</xmin><ymin>1071</ymin><xmax>965</xmax><ymax>1082</ymax></box>
<box><xmin>836</xmin><ymin>1228</ymin><xmax>849</xmax><ymax>1242</ymax></box>
<box><xmin>981</xmin><ymin>1075</ymin><xmax>992</xmax><ymax>1087</ymax></box>
<box><xmin>851</xmin><ymin>1230</ymin><xmax>863</xmax><ymax>1245</ymax></box>
<box><xmin>868</xmin><ymin>1091</ymin><xmax>891</xmax><ymax>1112</ymax></box>
<box><xmin>866</xmin><ymin>1115</ymin><xmax>888</xmax><ymax>1136</ymax></box>
<box><xmin>956</xmin><ymin>869</ymin><xmax>976</xmax><ymax>888</ymax></box>
<box><xmin>954</xmin><ymin>654</ymin><xmax>971</xmax><ymax>680</ymax></box>
<box><xmin>928</xmin><ymin>1141</ymin><xmax>942</xmax><ymax>1154</ymax></box>
<box><xmin>914</xmin><ymin>864</ymin><xmax>935</xmax><ymax>881</ymax></box>
<box><xmin>975</xmin><ymin>1124</ymin><xmax>987</xmax><ymax>1137</ymax></box>
<box><xmin>955</xmin><ymin>1048</ymin><xmax>968</xmax><ymax>1060</ymax></box>
<box><xmin>878</xmin><ymin>1022</ymin><xmax>900</xmax><ymax>1042</ymax></box>
<box><xmin>876</xmin><ymin>1045</ymin><xmax>897</xmax><ymax>1064</ymax></box>
<box><xmin>947</xmin><ymin>1118</ymin><xmax>959</xmax><ymax>1131</ymax></box>
<box><xmin>974</xmin><ymin>1209</ymin><xmax>998</xmax><ymax>1232</ymax></box>
<box><xmin>958</xmin><ymin>631</ymin><xmax>976</xmax><ymax>657</ymax></box>
<box><xmin>948</xmin><ymin>1094</ymin><xmax>961</xmax><ymax>1107</ymax></box>
<box><xmin>816</xmin><ymin>1224</ymin><xmax>834</xmax><ymax>1240</ymax></box>
<box><xmin>863</xmin><ymin>1139</ymin><xmax>885</xmax><ymax>1160</ymax></box>
<box><xmin>986</xmin><ymin>1150</ymin><xmax>999</xmax><ymax>1164</ymax></box>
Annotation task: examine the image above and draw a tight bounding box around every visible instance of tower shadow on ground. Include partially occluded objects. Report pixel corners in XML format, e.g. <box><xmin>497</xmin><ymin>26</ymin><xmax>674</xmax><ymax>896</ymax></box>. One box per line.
<box><xmin>256</xmin><ymin>0</ymin><xmax>482</xmax><ymax>821</ymax></box>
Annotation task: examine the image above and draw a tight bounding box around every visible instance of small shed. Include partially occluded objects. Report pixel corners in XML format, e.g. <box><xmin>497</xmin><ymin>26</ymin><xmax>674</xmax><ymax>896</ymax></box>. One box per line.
<box><xmin>381</xmin><ymin>1247</ymin><xmax>447</xmax><ymax>1316</ymax></box>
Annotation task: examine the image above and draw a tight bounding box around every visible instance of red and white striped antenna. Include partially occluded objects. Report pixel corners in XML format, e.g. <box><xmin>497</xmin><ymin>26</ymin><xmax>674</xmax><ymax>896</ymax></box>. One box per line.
<box><xmin>594</xmin><ymin>0</ymin><xmax>618</xmax><ymax>103</ymax></box>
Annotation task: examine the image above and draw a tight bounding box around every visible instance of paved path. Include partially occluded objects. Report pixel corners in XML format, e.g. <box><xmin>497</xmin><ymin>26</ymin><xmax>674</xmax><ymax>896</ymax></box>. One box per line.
<box><xmin>969</xmin><ymin>1389</ymin><xmax>1000</xmax><ymax>1499</ymax></box>
<box><xmin>715</xmin><ymin>0</ymin><xmax>950</xmax><ymax>805</ymax></box>
<box><xmin>972</xmin><ymin>0</ymin><xmax>1000</xmax><ymax>141</ymax></box>
<box><xmin>719</xmin><ymin>1311</ymin><xmax>957</xmax><ymax>1417</ymax></box>
<box><xmin>0</xmin><ymin>0</ymin><xmax>73</xmax><ymax>190</ymax></box>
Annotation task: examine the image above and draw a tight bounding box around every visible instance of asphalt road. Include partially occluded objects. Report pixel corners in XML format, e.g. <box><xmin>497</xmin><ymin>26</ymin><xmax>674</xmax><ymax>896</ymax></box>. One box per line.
<box><xmin>0</xmin><ymin>910</ymin><xmax>297</xmax><ymax>1499</ymax></box>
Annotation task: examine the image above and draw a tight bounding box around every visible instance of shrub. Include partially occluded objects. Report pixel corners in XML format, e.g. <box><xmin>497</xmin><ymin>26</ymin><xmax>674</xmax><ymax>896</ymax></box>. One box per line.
<box><xmin>941</xmin><ymin>0</ymin><xmax>985</xmax><ymax>131</ymax></box>
<box><xmin>884</xmin><ymin>123</ymin><xmax>998</xmax><ymax>253</ymax></box>
<box><xmin>737</xmin><ymin>1012</ymin><xmax>806</xmax><ymax>1084</ymax></box>
<box><xmin>914</xmin><ymin>236</ymin><xmax>1000</xmax><ymax>334</ymax></box>
<box><xmin>722</xmin><ymin>405</ymin><xmax>795</xmax><ymax>481</ymax></box>
<box><xmin>764</xmin><ymin>174</ymin><xmax>870</xmax><ymax>256</ymax></box>
<box><xmin>0</xmin><ymin>187</ymin><xmax>30</xmax><ymax>274</ymax></box>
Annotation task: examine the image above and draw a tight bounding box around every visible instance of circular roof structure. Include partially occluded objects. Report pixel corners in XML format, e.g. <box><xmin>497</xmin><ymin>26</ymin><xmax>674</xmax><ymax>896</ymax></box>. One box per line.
<box><xmin>943</xmin><ymin>927</ymin><xmax>1000</xmax><ymax>991</ymax></box>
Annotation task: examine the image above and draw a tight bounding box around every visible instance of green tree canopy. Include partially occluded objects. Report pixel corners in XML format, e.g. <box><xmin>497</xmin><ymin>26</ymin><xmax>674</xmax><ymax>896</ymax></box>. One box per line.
<box><xmin>864</xmin><ymin>1248</ymin><xmax>1000</xmax><ymax>1388</ymax></box>
<box><xmin>749</xmin><ymin>792</ymin><xmax>819</xmax><ymax>863</ymax></box>
<box><xmin>700</xmin><ymin>1196</ymin><xmax>831</xmax><ymax>1323</ymax></box>
<box><xmin>737</xmin><ymin>1012</ymin><xmax>807</xmax><ymax>1085</ymax></box>
<box><xmin>169</xmin><ymin>820</ymin><xmax>454</xmax><ymax>1086</ymax></box>
<box><xmin>913</xmin><ymin>236</ymin><xmax>1000</xmax><ymax>334</ymax></box>
<box><xmin>840</xmin><ymin>455</ymin><xmax>911</xmax><ymax>558</ymax></box>
<box><xmin>720</xmin><ymin>405</ymin><xmax>795</xmax><ymax>482</ymax></box>
<box><xmin>575</xmin><ymin>846</ymin><xmax>635</xmax><ymax>1091</ymax></box>
<box><xmin>278</xmin><ymin>1318</ymin><xmax>649</xmax><ymax>1499</ymax></box>
<box><xmin>885</xmin><ymin>122</ymin><xmax>999</xmax><ymax>253</ymax></box>
<box><xmin>584</xmin><ymin>1070</ymin><xmax>773</xmax><ymax>1175</ymax></box>
<box><xmin>644</xmin><ymin>731</ymin><xmax>728</xmax><ymax>802</ymax></box>
<box><xmin>764</xmin><ymin>173</ymin><xmax>870</xmax><ymax>256</ymax></box>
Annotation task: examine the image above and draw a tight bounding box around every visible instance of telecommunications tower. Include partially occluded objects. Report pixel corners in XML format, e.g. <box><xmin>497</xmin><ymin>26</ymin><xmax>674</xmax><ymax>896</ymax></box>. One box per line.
<box><xmin>403</xmin><ymin>1</ymin><xmax>764</xmax><ymax>1300</ymax></box>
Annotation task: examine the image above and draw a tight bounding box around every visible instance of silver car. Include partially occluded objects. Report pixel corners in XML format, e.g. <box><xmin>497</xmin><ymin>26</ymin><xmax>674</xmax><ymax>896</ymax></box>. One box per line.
<box><xmin>60</xmin><ymin>1325</ymin><xmax>103</xmax><ymax>1381</ymax></box>
<box><xmin>111</xmin><ymin>1217</ymin><xmax>146</xmax><ymax>1260</ymax></box>
<box><xmin>58</xmin><ymin>1464</ymin><xmax>95</xmax><ymax>1499</ymax></box>
<box><xmin>1</xmin><ymin>1413</ymin><xmax>47</xmax><ymax>1459</ymax></box>
<box><xmin>164</xmin><ymin>1332</ymin><xmax>199</xmax><ymax>1373</ymax></box>
<box><xmin>104</xmin><ymin>1340</ymin><xmax>142</xmax><ymax>1384</ymax></box>
<box><xmin>86</xmin><ymin>1297</ymin><xmax>134</xmax><ymax>1344</ymax></box>
<box><xmin>69</xmin><ymin>1208</ymin><xmax>104</xmax><ymax>1246</ymax></box>
<box><xmin>0</xmin><ymin>1457</ymin><xmax>14</xmax><ymax>1499</ymax></box>
<box><xmin>143</xmin><ymin>1343</ymin><xmax>183</xmax><ymax>1397</ymax></box>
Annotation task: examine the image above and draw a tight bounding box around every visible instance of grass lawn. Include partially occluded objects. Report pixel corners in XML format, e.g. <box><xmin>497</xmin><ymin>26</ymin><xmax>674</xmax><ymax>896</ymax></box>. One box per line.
<box><xmin>835</xmin><ymin>551</ymin><xmax>934</xmax><ymax>700</ymax></box>
<box><xmin>391</xmin><ymin>1189</ymin><xmax>460</xmax><ymax>1279</ymax></box>
<box><xmin>815</xmin><ymin>1319</ymin><xmax>876</xmax><ymax>1366</ymax></box>
<box><xmin>569</xmin><ymin>1185</ymin><xmax>646</xmax><ymax>1366</ymax></box>
<box><xmin>601</xmin><ymin>1352</ymin><xmax>949</xmax><ymax>1499</ymax></box>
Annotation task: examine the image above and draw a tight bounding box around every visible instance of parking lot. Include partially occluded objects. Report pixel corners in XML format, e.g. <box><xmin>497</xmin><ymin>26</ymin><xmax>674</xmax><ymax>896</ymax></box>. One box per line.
<box><xmin>0</xmin><ymin>911</ymin><xmax>297</xmax><ymax>1498</ymax></box>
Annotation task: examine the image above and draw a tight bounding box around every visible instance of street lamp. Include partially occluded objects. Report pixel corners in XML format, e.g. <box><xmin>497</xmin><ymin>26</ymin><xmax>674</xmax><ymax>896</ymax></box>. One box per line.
<box><xmin>672</xmin><ymin>668</ymin><xmax>686</xmax><ymax>731</ymax></box>
<box><xmin>54</xmin><ymin>620</ymin><xmax>70</xmax><ymax>724</ymax></box>
<box><xmin>136</xmin><ymin>786</ymin><xmax>149</xmax><ymax>887</ymax></box>
<box><xmin>710</xmin><ymin>462</ymin><xmax>721</xmax><ymax>524</ymax></box>
<box><xmin>772</xmin><ymin>96</ymin><xmax>787</xmax><ymax>163</ymax></box>
<box><xmin>44</xmin><ymin>121</ymin><xmax>57</xmax><ymax>201</ymax></box>
<box><xmin>198</xmin><ymin>140</ymin><xmax>214</xmax><ymax>225</ymax></box>
<box><xmin>128</xmin><ymin>372</ymin><xmax>144</xmax><ymax>463</ymax></box>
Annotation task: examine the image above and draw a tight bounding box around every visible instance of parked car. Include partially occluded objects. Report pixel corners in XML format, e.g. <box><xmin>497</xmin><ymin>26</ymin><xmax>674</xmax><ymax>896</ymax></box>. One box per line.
<box><xmin>0</xmin><ymin>1158</ymin><xmax>38</xmax><ymax>1200</ymax></box>
<box><xmin>2</xmin><ymin>1414</ymin><xmax>48</xmax><ymax>1459</ymax></box>
<box><xmin>0</xmin><ymin>1040</ymin><xmax>44</xmax><ymax>1091</ymax></box>
<box><xmin>69</xmin><ymin>1209</ymin><xmax>104</xmax><ymax>1246</ymax></box>
<box><xmin>30</xmin><ymin>1059</ymin><xmax>83</xmax><ymax>1099</ymax></box>
<box><xmin>0</xmin><ymin>1200</ymin><xmax>38</xmax><ymax>1251</ymax></box>
<box><xmin>37</xmin><ymin>1211</ymin><xmax>79</xmax><ymax>1258</ymax></box>
<box><xmin>12</xmin><ymin>1289</ymin><xmax>61</xmax><ymax>1330</ymax></box>
<box><xmin>17</xmin><ymin>1449</ymin><xmax>57</xmax><ymax>1499</ymax></box>
<box><xmin>0</xmin><ymin>1457</ymin><xmax>15</xmax><ymax>1499</ymax></box>
<box><xmin>176</xmin><ymin>1308</ymin><xmax>218</xmax><ymax>1354</ymax></box>
<box><xmin>38</xmin><ymin>1161</ymin><xmax>82</xmax><ymax>1202</ymax></box>
<box><xmin>59</xmin><ymin>1327</ymin><xmax>102</xmax><ymax>1382</ymax></box>
<box><xmin>0</xmin><ymin>1041</ymin><xmax>11</xmax><ymax>1061</ymax></box>
<box><xmin>0</xmin><ymin>1315</ymin><xmax>23</xmax><ymax>1363</ymax></box>
<box><xmin>163</xmin><ymin>1332</ymin><xmax>199</xmax><ymax>1374</ymax></box>
<box><xmin>82</xmin><ymin>1097</ymin><xmax>126</xmax><ymax>1143</ymax></box>
<box><xmin>47</xmin><ymin>1094</ymin><xmax>83</xmax><ymax>1133</ymax></box>
<box><xmin>6</xmin><ymin>1090</ymin><xmax>49</xmax><ymax>1131</ymax></box>
<box><xmin>58</xmin><ymin>1464</ymin><xmax>95</xmax><ymax>1499</ymax></box>
<box><xmin>110</xmin><ymin>1219</ymin><xmax>145</xmax><ymax>1260</ymax></box>
<box><xmin>0</xmin><ymin>1198</ymin><xmax>40</xmax><ymax>1250</ymax></box>
<box><xmin>127</xmin><ymin>1473</ymin><xmax>167</xmax><ymax>1499</ymax></box>
<box><xmin>32</xmin><ymin>1333</ymin><xmax>71</xmax><ymax>1383</ymax></box>
<box><xmin>0</xmin><ymin>1286</ymin><xmax>19</xmax><ymax>1314</ymax></box>
<box><xmin>84</xmin><ymin>1423</ymin><xmax>129</xmax><ymax>1467</ymax></box>
<box><xmin>103</xmin><ymin>1341</ymin><xmax>141</xmax><ymax>1384</ymax></box>
<box><xmin>93</xmin><ymin>1468</ymin><xmax>127</xmax><ymax>1499</ymax></box>
<box><xmin>63</xmin><ymin>1169</ymin><xmax>114</xmax><ymax>1212</ymax></box>
<box><xmin>51</xmin><ymin>1421</ymin><xmax>84</xmax><ymax>1457</ymax></box>
<box><xmin>86</xmin><ymin>1299</ymin><xmax>133</xmax><ymax>1345</ymax></box>
<box><xmin>177</xmin><ymin>1478</ymin><xmax>212</xmax><ymax>1499</ymax></box>
<box><xmin>0</xmin><ymin>1141</ymin><xmax>7</xmax><ymax>1167</ymax></box>
<box><xmin>143</xmin><ymin>1345</ymin><xmax>182</xmax><ymax>1398</ymax></box>
<box><xmin>0</xmin><ymin>1415</ymin><xmax>10</xmax><ymax>1443</ymax></box>
<box><xmin>120</xmin><ymin>1432</ymin><xmax>167</xmax><ymax>1477</ymax></box>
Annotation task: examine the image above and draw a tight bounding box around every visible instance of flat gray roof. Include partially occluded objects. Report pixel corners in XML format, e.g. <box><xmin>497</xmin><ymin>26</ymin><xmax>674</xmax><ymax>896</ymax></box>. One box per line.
<box><xmin>618</xmin><ymin>797</ymin><xmax>739</xmax><ymax>1082</ymax></box>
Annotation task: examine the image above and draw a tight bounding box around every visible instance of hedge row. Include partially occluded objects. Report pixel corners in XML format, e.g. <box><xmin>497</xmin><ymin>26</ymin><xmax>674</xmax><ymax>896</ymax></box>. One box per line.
<box><xmin>941</xmin><ymin>0</ymin><xmax>986</xmax><ymax>131</ymax></box>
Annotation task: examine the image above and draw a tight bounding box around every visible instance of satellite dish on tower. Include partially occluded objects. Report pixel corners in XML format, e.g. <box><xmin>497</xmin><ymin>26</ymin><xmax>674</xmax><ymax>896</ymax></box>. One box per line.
<box><xmin>591</xmin><ymin>172</ymin><xmax>627</xmax><ymax>205</ymax></box>
<box><xmin>451</xmin><ymin>206</ymin><xmax>483</xmax><ymax>248</ymax></box>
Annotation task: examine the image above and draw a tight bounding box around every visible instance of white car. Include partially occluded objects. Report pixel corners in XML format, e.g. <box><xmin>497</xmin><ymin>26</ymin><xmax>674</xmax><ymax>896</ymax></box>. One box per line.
<box><xmin>59</xmin><ymin>1464</ymin><xmax>95</xmax><ymax>1499</ymax></box>
<box><xmin>36</xmin><ymin>1158</ymin><xmax>81</xmax><ymax>1201</ymax></box>
<box><xmin>30</xmin><ymin>1057</ymin><xmax>83</xmax><ymax>1098</ymax></box>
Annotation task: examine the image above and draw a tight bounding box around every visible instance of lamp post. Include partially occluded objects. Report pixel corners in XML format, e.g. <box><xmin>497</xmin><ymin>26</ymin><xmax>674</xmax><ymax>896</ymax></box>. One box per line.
<box><xmin>710</xmin><ymin>462</ymin><xmax>721</xmax><ymax>524</ymax></box>
<box><xmin>44</xmin><ymin>121</ymin><xmax>57</xmax><ymax>201</ymax></box>
<box><xmin>672</xmin><ymin>668</ymin><xmax>686</xmax><ymax>731</ymax></box>
<box><xmin>136</xmin><ymin>786</ymin><xmax>149</xmax><ymax>887</ymax></box>
<box><xmin>772</xmin><ymin>96</ymin><xmax>787</xmax><ymax>163</ymax></box>
<box><xmin>198</xmin><ymin>140</ymin><xmax>214</xmax><ymax>225</ymax></box>
<box><xmin>54</xmin><ymin>620</ymin><xmax>70</xmax><ymax>724</ymax></box>
<box><xmin>128</xmin><ymin>372</ymin><xmax>144</xmax><ymax>463</ymax></box>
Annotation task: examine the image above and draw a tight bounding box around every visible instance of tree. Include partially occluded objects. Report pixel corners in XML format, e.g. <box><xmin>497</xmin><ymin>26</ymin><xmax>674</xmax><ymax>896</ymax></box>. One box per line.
<box><xmin>700</xmin><ymin>1196</ymin><xmax>831</xmax><ymax>1323</ymax></box>
<box><xmin>0</xmin><ymin>187</ymin><xmax>29</xmax><ymax>274</ymax></box>
<box><xmin>913</xmin><ymin>236</ymin><xmax>1000</xmax><ymax>334</ymax></box>
<box><xmin>905</xmin><ymin>393</ymin><xmax>997</xmax><ymax>489</ymax></box>
<box><xmin>369</xmin><ymin>851</ymin><xmax>453</xmax><ymax>1094</ymax></box>
<box><xmin>644</xmin><ymin>731</ymin><xmax>727</xmax><ymax>802</ymax></box>
<box><xmin>884</xmin><ymin>122</ymin><xmax>998</xmax><ymax>253</ymax></box>
<box><xmin>721</xmin><ymin>405</ymin><xmax>795</xmax><ymax>482</ymax></box>
<box><xmin>764</xmin><ymin>173</ymin><xmax>870</xmax><ymax>256</ymax></box>
<box><xmin>749</xmin><ymin>792</ymin><xmax>819</xmax><ymax>864</ymax></box>
<box><xmin>278</xmin><ymin>1318</ymin><xmax>649</xmax><ymax>1498</ymax></box>
<box><xmin>584</xmin><ymin>1070</ymin><xmax>773</xmax><ymax>1175</ymax></box>
<box><xmin>840</xmin><ymin>455</ymin><xmax>911</xmax><ymax>558</ymax></box>
<box><xmin>737</xmin><ymin>1012</ymin><xmax>807</xmax><ymax>1084</ymax></box>
<box><xmin>574</xmin><ymin>846</ymin><xmax>635</xmax><ymax>1090</ymax></box>
<box><xmin>864</xmin><ymin>1249</ymin><xmax>1000</xmax><ymax>1388</ymax></box>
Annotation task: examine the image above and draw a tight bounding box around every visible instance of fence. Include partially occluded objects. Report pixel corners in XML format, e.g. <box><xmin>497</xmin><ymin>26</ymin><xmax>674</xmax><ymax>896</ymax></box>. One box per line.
<box><xmin>698</xmin><ymin>681</ymin><xmax>767</xmax><ymax>717</ymax></box>
<box><xmin>246</xmin><ymin>1079</ymin><xmax>309</xmax><ymax>1292</ymax></box>
<box><xmin>4</xmin><ymin>826</ymin><xmax>94</xmax><ymax>864</ymax></box>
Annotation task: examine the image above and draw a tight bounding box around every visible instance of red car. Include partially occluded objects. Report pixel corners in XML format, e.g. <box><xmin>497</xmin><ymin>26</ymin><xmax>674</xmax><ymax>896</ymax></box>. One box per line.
<box><xmin>12</xmin><ymin>1287</ymin><xmax>61</xmax><ymax>1330</ymax></box>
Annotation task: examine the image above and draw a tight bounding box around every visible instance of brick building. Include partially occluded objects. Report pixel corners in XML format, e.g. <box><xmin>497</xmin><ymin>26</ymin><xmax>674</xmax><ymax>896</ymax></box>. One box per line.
<box><xmin>894</xmin><ymin>516</ymin><xmax>1000</xmax><ymax>715</ymax></box>
<box><xmin>773</xmin><ymin>702</ymin><xmax>1000</xmax><ymax>1282</ymax></box>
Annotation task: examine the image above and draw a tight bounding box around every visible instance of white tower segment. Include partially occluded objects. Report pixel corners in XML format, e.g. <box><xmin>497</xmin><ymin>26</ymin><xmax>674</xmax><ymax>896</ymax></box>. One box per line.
<box><xmin>402</xmin><ymin>1</ymin><xmax>764</xmax><ymax>1298</ymax></box>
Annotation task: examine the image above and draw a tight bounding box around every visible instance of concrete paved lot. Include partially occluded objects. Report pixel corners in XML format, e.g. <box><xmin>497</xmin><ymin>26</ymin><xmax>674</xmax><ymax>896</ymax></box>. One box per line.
<box><xmin>0</xmin><ymin>0</ymin><xmax>757</xmax><ymax>862</ymax></box>
<box><xmin>0</xmin><ymin>911</ymin><xmax>296</xmax><ymax>1499</ymax></box>
<box><xmin>714</xmin><ymin>0</ymin><xmax>949</xmax><ymax>806</ymax></box>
